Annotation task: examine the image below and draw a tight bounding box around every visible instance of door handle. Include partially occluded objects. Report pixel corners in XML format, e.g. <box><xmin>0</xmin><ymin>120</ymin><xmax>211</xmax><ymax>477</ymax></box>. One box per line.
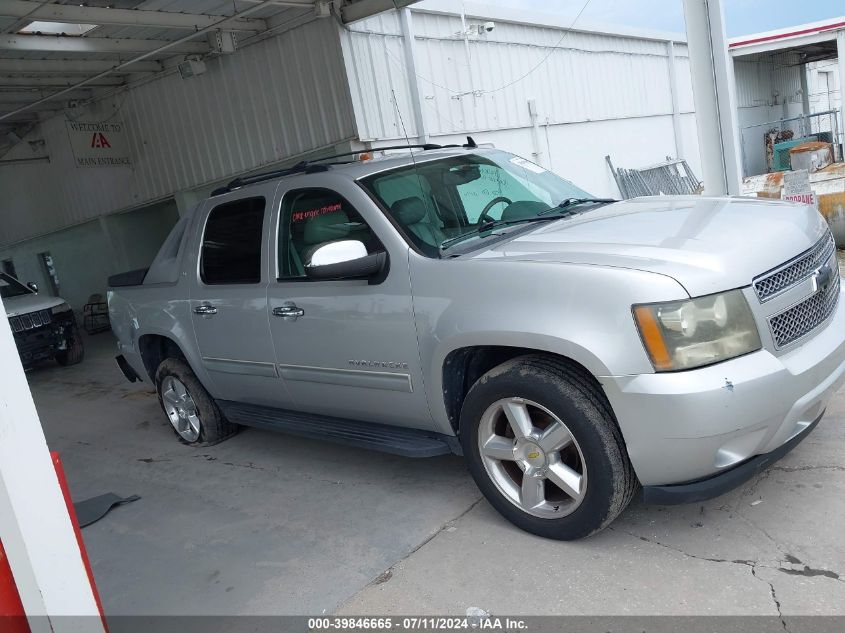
<box><xmin>193</xmin><ymin>304</ymin><xmax>218</xmax><ymax>316</ymax></box>
<box><xmin>272</xmin><ymin>303</ymin><xmax>305</xmax><ymax>320</ymax></box>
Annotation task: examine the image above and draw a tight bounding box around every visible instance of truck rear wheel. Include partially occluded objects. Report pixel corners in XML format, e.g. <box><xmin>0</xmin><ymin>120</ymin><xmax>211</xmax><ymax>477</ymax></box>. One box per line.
<box><xmin>460</xmin><ymin>355</ymin><xmax>638</xmax><ymax>540</ymax></box>
<box><xmin>55</xmin><ymin>325</ymin><xmax>84</xmax><ymax>366</ymax></box>
<box><xmin>154</xmin><ymin>358</ymin><xmax>237</xmax><ymax>446</ymax></box>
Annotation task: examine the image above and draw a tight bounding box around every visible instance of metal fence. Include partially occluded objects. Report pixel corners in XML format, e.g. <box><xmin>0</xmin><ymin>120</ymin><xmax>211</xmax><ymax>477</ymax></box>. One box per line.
<box><xmin>739</xmin><ymin>109</ymin><xmax>841</xmax><ymax>177</ymax></box>
<box><xmin>606</xmin><ymin>156</ymin><xmax>703</xmax><ymax>199</ymax></box>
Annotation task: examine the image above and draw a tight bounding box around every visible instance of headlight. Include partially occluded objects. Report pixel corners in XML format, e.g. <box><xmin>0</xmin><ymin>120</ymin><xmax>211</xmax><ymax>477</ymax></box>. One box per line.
<box><xmin>51</xmin><ymin>302</ymin><xmax>72</xmax><ymax>314</ymax></box>
<box><xmin>632</xmin><ymin>289</ymin><xmax>761</xmax><ymax>372</ymax></box>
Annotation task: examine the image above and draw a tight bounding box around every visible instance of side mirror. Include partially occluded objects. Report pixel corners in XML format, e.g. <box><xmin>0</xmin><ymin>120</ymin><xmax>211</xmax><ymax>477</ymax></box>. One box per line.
<box><xmin>26</xmin><ymin>282</ymin><xmax>38</xmax><ymax>293</ymax></box>
<box><xmin>305</xmin><ymin>240</ymin><xmax>387</xmax><ymax>281</ymax></box>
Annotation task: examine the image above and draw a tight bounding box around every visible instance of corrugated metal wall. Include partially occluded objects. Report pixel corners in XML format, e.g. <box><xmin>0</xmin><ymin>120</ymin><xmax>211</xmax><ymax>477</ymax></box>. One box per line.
<box><xmin>344</xmin><ymin>9</ymin><xmax>694</xmax><ymax>141</ymax></box>
<box><xmin>0</xmin><ymin>17</ymin><xmax>357</xmax><ymax>247</ymax></box>
<box><xmin>734</xmin><ymin>51</ymin><xmax>803</xmax><ymax>110</ymax></box>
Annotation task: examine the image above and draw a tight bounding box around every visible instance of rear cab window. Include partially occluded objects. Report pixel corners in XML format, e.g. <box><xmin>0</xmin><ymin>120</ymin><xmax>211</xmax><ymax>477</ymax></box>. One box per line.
<box><xmin>200</xmin><ymin>197</ymin><xmax>266</xmax><ymax>285</ymax></box>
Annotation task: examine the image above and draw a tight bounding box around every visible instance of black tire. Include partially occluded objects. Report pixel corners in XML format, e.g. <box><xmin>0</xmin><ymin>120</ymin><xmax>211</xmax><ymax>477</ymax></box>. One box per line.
<box><xmin>154</xmin><ymin>358</ymin><xmax>237</xmax><ymax>446</ymax></box>
<box><xmin>460</xmin><ymin>355</ymin><xmax>638</xmax><ymax>540</ymax></box>
<box><xmin>55</xmin><ymin>326</ymin><xmax>84</xmax><ymax>366</ymax></box>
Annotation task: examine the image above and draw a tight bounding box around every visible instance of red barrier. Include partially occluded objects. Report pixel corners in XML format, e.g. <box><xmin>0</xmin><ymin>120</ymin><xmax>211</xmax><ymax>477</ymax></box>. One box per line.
<box><xmin>52</xmin><ymin>452</ymin><xmax>108</xmax><ymax>632</ymax></box>
<box><xmin>0</xmin><ymin>453</ymin><xmax>108</xmax><ymax>632</ymax></box>
<box><xmin>0</xmin><ymin>540</ymin><xmax>30</xmax><ymax>633</ymax></box>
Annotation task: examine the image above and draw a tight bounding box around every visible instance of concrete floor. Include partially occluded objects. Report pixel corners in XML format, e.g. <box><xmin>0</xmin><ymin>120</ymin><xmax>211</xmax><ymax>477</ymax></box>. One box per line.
<box><xmin>28</xmin><ymin>319</ymin><xmax>845</xmax><ymax>618</ymax></box>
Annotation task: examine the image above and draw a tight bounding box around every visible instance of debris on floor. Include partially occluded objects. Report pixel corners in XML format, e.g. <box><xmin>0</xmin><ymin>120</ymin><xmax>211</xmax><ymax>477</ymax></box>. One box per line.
<box><xmin>75</xmin><ymin>493</ymin><xmax>140</xmax><ymax>528</ymax></box>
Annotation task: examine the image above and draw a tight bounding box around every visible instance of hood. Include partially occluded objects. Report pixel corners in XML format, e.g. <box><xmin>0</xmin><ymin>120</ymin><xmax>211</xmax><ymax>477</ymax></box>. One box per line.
<box><xmin>473</xmin><ymin>196</ymin><xmax>828</xmax><ymax>297</ymax></box>
<box><xmin>4</xmin><ymin>293</ymin><xmax>66</xmax><ymax>317</ymax></box>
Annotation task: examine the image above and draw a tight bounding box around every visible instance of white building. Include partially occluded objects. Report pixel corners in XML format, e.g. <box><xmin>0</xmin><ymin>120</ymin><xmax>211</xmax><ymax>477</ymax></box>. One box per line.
<box><xmin>0</xmin><ymin>1</ymin><xmax>699</xmax><ymax>310</ymax></box>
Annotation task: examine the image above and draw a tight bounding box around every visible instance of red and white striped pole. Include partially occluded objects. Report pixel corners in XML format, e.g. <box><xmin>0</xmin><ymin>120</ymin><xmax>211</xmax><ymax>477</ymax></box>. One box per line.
<box><xmin>0</xmin><ymin>298</ymin><xmax>107</xmax><ymax>633</ymax></box>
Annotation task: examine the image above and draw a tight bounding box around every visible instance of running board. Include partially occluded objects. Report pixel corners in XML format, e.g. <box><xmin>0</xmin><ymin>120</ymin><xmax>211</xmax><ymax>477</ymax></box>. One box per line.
<box><xmin>217</xmin><ymin>401</ymin><xmax>457</xmax><ymax>458</ymax></box>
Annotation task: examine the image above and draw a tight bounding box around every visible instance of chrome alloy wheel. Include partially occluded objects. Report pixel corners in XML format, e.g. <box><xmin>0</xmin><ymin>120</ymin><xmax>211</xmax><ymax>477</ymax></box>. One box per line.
<box><xmin>478</xmin><ymin>397</ymin><xmax>587</xmax><ymax>518</ymax></box>
<box><xmin>161</xmin><ymin>375</ymin><xmax>202</xmax><ymax>442</ymax></box>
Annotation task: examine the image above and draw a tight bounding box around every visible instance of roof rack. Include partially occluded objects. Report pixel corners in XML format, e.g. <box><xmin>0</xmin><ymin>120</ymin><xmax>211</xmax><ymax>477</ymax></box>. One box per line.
<box><xmin>210</xmin><ymin>136</ymin><xmax>479</xmax><ymax>196</ymax></box>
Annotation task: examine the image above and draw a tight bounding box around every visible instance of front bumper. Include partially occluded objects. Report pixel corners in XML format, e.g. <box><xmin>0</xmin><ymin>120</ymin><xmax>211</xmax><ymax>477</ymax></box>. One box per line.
<box><xmin>12</xmin><ymin>311</ymin><xmax>76</xmax><ymax>365</ymax></box>
<box><xmin>642</xmin><ymin>411</ymin><xmax>821</xmax><ymax>504</ymax></box>
<box><xmin>601</xmin><ymin>286</ymin><xmax>845</xmax><ymax>489</ymax></box>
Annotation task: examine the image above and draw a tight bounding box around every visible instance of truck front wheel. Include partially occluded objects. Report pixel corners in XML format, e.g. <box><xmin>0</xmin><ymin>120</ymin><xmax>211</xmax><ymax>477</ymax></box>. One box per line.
<box><xmin>154</xmin><ymin>358</ymin><xmax>237</xmax><ymax>446</ymax></box>
<box><xmin>460</xmin><ymin>355</ymin><xmax>638</xmax><ymax>540</ymax></box>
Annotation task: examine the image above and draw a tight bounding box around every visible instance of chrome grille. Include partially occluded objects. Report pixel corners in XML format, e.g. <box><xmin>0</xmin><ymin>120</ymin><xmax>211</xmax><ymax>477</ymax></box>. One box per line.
<box><xmin>768</xmin><ymin>272</ymin><xmax>840</xmax><ymax>349</ymax></box>
<box><xmin>9</xmin><ymin>309</ymin><xmax>52</xmax><ymax>334</ymax></box>
<box><xmin>753</xmin><ymin>232</ymin><xmax>836</xmax><ymax>302</ymax></box>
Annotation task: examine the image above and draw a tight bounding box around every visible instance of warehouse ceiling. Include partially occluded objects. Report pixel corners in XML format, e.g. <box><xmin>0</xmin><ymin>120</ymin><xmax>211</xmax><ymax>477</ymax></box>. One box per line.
<box><xmin>0</xmin><ymin>0</ymin><xmax>415</xmax><ymax>141</ymax></box>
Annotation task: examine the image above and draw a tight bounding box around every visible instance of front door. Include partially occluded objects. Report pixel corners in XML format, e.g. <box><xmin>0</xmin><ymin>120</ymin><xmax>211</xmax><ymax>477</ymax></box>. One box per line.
<box><xmin>189</xmin><ymin>190</ymin><xmax>293</xmax><ymax>408</ymax></box>
<box><xmin>267</xmin><ymin>183</ymin><xmax>433</xmax><ymax>429</ymax></box>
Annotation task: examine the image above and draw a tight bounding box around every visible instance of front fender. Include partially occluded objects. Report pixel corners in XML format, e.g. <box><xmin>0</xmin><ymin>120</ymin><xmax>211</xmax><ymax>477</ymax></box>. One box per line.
<box><xmin>410</xmin><ymin>257</ymin><xmax>689</xmax><ymax>433</ymax></box>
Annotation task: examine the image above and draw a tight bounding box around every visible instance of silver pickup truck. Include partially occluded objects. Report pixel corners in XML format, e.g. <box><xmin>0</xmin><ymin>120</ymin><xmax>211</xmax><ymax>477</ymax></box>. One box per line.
<box><xmin>108</xmin><ymin>143</ymin><xmax>845</xmax><ymax>539</ymax></box>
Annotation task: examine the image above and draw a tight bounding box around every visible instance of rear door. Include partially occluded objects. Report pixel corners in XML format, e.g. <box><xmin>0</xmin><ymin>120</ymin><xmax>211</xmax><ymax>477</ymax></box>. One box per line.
<box><xmin>189</xmin><ymin>189</ymin><xmax>294</xmax><ymax>408</ymax></box>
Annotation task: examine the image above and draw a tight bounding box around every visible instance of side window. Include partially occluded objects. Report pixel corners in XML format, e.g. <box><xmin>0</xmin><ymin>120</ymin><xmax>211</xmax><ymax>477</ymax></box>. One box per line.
<box><xmin>201</xmin><ymin>197</ymin><xmax>266</xmax><ymax>285</ymax></box>
<box><xmin>278</xmin><ymin>189</ymin><xmax>382</xmax><ymax>280</ymax></box>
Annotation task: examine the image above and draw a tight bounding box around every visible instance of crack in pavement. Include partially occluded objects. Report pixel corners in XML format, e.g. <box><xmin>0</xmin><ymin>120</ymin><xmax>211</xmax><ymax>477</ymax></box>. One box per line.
<box><xmin>338</xmin><ymin>497</ymin><xmax>485</xmax><ymax>610</ymax></box>
<box><xmin>752</xmin><ymin>566</ymin><xmax>789</xmax><ymax>633</ymax></box>
<box><xmin>613</xmin><ymin>527</ymin><xmax>768</xmax><ymax>569</ymax></box>
<box><xmin>613</xmin><ymin>527</ymin><xmax>845</xmax><ymax>627</ymax></box>
<box><xmin>769</xmin><ymin>464</ymin><xmax>845</xmax><ymax>473</ymax></box>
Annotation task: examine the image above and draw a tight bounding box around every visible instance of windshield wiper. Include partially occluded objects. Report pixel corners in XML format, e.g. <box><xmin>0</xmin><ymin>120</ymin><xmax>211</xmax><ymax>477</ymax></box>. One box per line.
<box><xmin>536</xmin><ymin>197</ymin><xmax>616</xmax><ymax>216</ymax></box>
<box><xmin>440</xmin><ymin>216</ymin><xmax>555</xmax><ymax>251</ymax></box>
<box><xmin>439</xmin><ymin>197</ymin><xmax>617</xmax><ymax>252</ymax></box>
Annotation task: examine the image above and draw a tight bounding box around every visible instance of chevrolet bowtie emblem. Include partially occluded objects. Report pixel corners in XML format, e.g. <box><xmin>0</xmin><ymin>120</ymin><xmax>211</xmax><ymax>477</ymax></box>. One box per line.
<box><xmin>812</xmin><ymin>264</ymin><xmax>833</xmax><ymax>294</ymax></box>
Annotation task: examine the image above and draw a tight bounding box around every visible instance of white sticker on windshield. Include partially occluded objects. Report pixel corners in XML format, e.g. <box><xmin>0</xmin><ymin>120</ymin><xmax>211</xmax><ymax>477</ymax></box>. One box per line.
<box><xmin>509</xmin><ymin>156</ymin><xmax>546</xmax><ymax>174</ymax></box>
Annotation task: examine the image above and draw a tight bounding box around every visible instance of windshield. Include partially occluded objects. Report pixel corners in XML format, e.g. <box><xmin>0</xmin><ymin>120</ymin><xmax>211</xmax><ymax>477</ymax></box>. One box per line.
<box><xmin>0</xmin><ymin>272</ymin><xmax>32</xmax><ymax>300</ymax></box>
<box><xmin>359</xmin><ymin>150</ymin><xmax>592</xmax><ymax>255</ymax></box>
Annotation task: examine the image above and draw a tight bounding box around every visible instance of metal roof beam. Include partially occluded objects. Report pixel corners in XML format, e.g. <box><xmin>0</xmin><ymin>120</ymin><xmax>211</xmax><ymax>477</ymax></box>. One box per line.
<box><xmin>0</xmin><ymin>101</ymin><xmax>63</xmax><ymax>111</ymax></box>
<box><xmin>0</xmin><ymin>112</ymin><xmax>41</xmax><ymax>122</ymax></box>
<box><xmin>0</xmin><ymin>0</ymin><xmax>268</xmax><ymax>32</ymax></box>
<box><xmin>0</xmin><ymin>59</ymin><xmax>161</xmax><ymax>74</ymax></box>
<box><xmin>0</xmin><ymin>0</ymin><xmax>278</xmax><ymax>122</ymax></box>
<box><xmin>0</xmin><ymin>34</ymin><xmax>209</xmax><ymax>55</ymax></box>
<box><xmin>238</xmin><ymin>0</ymin><xmax>318</xmax><ymax>7</ymax></box>
<box><xmin>0</xmin><ymin>76</ymin><xmax>126</xmax><ymax>87</ymax></box>
<box><xmin>341</xmin><ymin>0</ymin><xmax>423</xmax><ymax>24</ymax></box>
<box><xmin>0</xmin><ymin>89</ymin><xmax>95</xmax><ymax>101</ymax></box>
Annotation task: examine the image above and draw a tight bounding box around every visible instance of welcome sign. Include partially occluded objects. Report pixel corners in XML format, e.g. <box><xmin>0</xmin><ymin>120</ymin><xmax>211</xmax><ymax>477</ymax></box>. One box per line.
<box><xmin>66</xmin><ymin>120</ymin><xmax>132</xmax><ymax>168</ymax></box>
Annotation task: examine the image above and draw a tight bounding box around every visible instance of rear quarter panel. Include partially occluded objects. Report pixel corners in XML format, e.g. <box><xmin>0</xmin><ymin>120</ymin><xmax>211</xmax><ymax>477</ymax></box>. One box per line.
<box><xmin>108</xmin><ymin>283</ymin><xmax>208</xmax><ymax>387</ymax></box>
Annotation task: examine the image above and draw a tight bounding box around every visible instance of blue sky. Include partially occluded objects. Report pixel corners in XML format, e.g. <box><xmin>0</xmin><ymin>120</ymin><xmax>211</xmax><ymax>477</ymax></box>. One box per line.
<box><xmin>477</xmin><ymin>0</ymin><xmax>844</xmax><ymax>36</ymax></box>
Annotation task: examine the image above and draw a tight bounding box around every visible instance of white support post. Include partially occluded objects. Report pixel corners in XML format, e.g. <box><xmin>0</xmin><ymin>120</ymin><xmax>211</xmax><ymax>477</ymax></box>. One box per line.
<box><xmin>399</xmin><ymin>8</ymin><xmax>428</xmax><ymax>144</ymax></box>
<box><xmin>527</xmin><ymin>99</ymin><xmax>546</xmax><ymax>168</ymax></box>
<box><xmin>459</xmin><ymin>6</ymin><xmax>478</xmax><ymax>104</ymax></box>
<box><xmin>799</xmin><ymin>62</ymin><xmax>810</xmax><ymax>116</ymax></box>
<box><xmin>837</xmin><ymin>31</ymin><xmax>845</xmax><ymax>154</ymax></box>
<box><xmin>682</xmin><ymin>0</ymin><xmax>742</xmax><ymax>195</ymax></box>
<box><xmin>667</xmin><ymin>40</ymin><xmax>685</xmax><ymax>160</ymax></box>
<box><xmin>0</xmin><ymin>301</ymin><xmax>106</xmax><ymax>633</ymax></box>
